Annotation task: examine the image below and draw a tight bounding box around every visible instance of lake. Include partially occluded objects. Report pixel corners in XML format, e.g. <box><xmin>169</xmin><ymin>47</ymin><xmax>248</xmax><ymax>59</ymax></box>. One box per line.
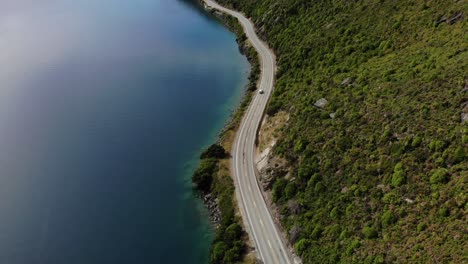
<box><xmin>0</xmin><ymin>0</ymin><xmax>248</xmax><ymax>263</ymax></box>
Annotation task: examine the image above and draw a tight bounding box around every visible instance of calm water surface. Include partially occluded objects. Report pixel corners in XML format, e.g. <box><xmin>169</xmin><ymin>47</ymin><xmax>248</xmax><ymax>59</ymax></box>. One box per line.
<box><xmin>0</xmin><ymin>0</ymin><xmax>248</xmax><ymax>263</ymax></box>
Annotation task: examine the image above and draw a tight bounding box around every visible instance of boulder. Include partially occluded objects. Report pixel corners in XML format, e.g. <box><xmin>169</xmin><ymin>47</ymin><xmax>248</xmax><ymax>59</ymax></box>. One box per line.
<box><xmin>462</xmin><ymin>113</ymin><xmax>468</xmax><ymax>123</ymax></box>
<box><xmin>314</xmin><ymin>98</ymin><xmax>328</xmax><ymax>108</ymax></box>
<box><xmin>341</xmin><ymin>77</ymin><xmax>354</xmax><ymax>86</ymax></box>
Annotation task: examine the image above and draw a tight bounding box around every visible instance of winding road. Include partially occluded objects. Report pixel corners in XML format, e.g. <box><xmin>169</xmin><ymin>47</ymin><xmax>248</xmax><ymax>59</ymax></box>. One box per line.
<box><xmin>204</xmin><ymin>1</ymin><xmax>293</xmax><ymax>263</ymax></box>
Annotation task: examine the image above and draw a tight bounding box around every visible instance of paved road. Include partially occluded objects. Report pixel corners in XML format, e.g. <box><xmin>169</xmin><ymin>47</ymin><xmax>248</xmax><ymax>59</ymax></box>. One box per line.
<box><xmin>204</xmin><ymin>1</ymin><xmax>293</xmax><ymax>263</ymax></box>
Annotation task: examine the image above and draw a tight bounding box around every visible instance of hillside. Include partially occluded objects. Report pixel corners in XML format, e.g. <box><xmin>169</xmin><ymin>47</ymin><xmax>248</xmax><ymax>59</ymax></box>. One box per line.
<box><xmin>215</xmin><ymin>0</ymin><xmax>467</xmax><ymax>263</ymax></box>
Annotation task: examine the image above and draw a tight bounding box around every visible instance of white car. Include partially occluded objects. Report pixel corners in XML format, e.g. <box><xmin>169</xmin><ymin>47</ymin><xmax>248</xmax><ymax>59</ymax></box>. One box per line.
<box><xmin>259</xmin><ymin>89</ymin><xmax>264</xmax><ymax>94</ymax></box>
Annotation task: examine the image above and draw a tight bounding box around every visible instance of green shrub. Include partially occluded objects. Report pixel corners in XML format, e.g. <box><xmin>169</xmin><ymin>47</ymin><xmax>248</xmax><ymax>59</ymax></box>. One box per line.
<box><xmin>224</xmin><ymin>223</ymin><xmax>242</xmax><ymax>243</ymax></box>
<box><xmin>382</xmin><ymin>192</ymin><xmax>399</xmax><ymax>204</ymax></box>
<box><xmin>438</xmin><ymin>207</ymin><xmax>450</xmax><ymax>217</ymax></box>
<box><xmin>311</xmin><ymin>224</ymin><xmax>323</xmax><ymax>240</ymax></box>
<box><xmin>452</xmin><ymin>146</ymin><xmax>465</xmax><ymax>164</ymax></box>
<box><xmin>390</xmin><ymin>163</ymin><xmax>406</xmax><ymax>187</ymax></box>
<box><xmin>294</xmin><ymin>238</ymin><xmax>311</xmax><ymax>256</ymax></box>
<box><xmin>330</xmin><ymin>207</ymin><xmax>340</xmax><ymax>220</ymax></box>
<box><xmin>417</xmin><ymin>222</ymin><xmax>428</xmax><ymax>232</ymax></box>
<box><xmin>392</xmin><ymin>170</ymin><xmax>406</xmax><ymax>187</ymax></box>
<box><xmin>314</xmin><ymin>181</ymin><xmax>325</xmax><ymax>193</ymax></box>
<box><xmin>362</xmin><ymin>226</ymin><xmax>378</xmax><ymax>239</ymax></box>
<box><xmin>272</xmin><ymin>178</ymin><xmax>287</xmax><ymax>202</ymax></box>
<box><xmin>429</xmin><ymin>140</ymin><xmax>446</xmax><ymax>152</ymax></box>
<box><xmin>382</xmin><ymin>210</ymin><xmax>397</xmax><ymax>227</ymax></box>
<box><xmin>346</xmin><ymin>239</ymin><xmax>361</xmax><ymax>255</ymax></box>
<box><xmin>307</xmin><ymin>173</ymin><xmax>321</xmax><ymax>187</ymax></box>
<box><xmin>211</xmin><ymin>241</ymin><xmax>228</xmax><ymax>263</ymax></box>
<box><xmin>411</xmin><ymin>135</ymin><xmax>423</xmax><ymax>148</ymax></box>
<box><xmin>430</xmin><ymin>168</ymin><xmax>449</xmax><ymax>185</ymax></box>
<box><xmin>285</xmin><ymin>181</ymin><xmax>297</xmax><ymax>199</ymax></box>
<box><xmin>373</xmin><ymin>255</ymin><xmax>385</xmax><ymax>264</ymax></box>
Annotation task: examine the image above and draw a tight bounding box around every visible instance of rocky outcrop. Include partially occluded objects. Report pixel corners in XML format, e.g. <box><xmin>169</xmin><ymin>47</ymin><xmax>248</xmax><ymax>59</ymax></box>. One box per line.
<box><xmin>203</xmin><ymin>193</ymin><xmax>221</xmax><ymax>227</ymax></box>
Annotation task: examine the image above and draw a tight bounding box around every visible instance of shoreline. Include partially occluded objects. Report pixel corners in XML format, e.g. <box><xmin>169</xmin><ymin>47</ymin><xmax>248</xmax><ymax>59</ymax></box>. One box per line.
<box><xmin>192</xmin><ymin>0</ymin><xmax>297</xmax><ymax>263</ymax></box>
<box><xmin>191</xmin><ymin>0</ymin><xmax>262</xmax><ymax>263</ymax></box>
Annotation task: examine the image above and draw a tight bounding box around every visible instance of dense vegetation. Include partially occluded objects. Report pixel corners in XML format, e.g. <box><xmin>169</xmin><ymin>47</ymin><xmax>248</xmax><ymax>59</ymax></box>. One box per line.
<box><xmin>193</xmin><ymin>144</ymin><xmax>246</xmax><ymax>264</ymax></box>
<box><xmin>213</xmin><ymin>0</ymin><xmax>467</xmax><ymax>263</ymax></box>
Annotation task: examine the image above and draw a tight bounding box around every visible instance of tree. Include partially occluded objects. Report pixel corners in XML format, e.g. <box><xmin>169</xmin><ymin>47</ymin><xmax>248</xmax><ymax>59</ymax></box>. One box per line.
<box><xmin>225</xmin><ymin>223</ymin><xmax>242</xmax><ymax>243</ymax></box>
<box><xmin>192</xmin><ymin>159</ymin><xmax>217</xmax><ymax>193</ymax></box>
<box><xmin>200</xmin><ymin>144</ymin><xmax>227</xmax><ymax>159</ymax></box>
<box><xmin>211</xmin><ymin>241</ymin><xmax>228</xmax><ymax>264</ymax></box>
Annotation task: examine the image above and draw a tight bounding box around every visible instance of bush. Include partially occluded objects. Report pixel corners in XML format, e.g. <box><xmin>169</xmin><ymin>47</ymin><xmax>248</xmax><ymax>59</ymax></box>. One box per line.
<box><xmin>285</xmin><ymin>181</ymin><xmax>297</xmax><ymax>199</ymax></box>
<box><xmin>417</xmin><ymin>222</ymin><xmax>428</xmax><ymax>232</ymax></box>
<box><xmin>224</xmin><ymin>223</ymin><xmax>242</xmax><ymax>243</ymax></box>
<box><xmin>381</xmin><ymin>210</ymin><xmax>397</xmax><ymax>228</ymax></box>
<box><xmin>392</xmin><ymin>170</ymin><xmax>406</xmax><ymax>187</ymax></box>
<box><xmin>382</xmin><ymin>192</ymin><xmax>399</xmax><ymax>204</ymax></box>
<box><xmin>429</xmin><ymin>140</ymin><xmax>446</xmax><ymax>152</ymax></box>
<box><xmin>272</xmin><ymin>178</ymin><xmax>288</xmax><ymax>202</ymax></box>
<box><xmin>452</xmin><ymin>146</ymin><xmax>465</xmax><ymax>164</ymax></box>
<box><xmin>346</xmin><ymin>239</ymin><xmax>361</xmax><ymax>255</ymax></box>
<box><xmin>362</xmin><ymin>226</ymin><xmax>378</xmax><ymax>239</ymax></box>
<box><xmin>211</xmin><ymin>241</ymin><xmax>228</xmax><ymax>264</ymax></box>
<box><xmin>438</xmin><ymin>207</ymin><xmax>450</xmax><ymax>217</ymax></box>
<box><xmin>430</xmin><ymin>168</ymin><xmax>449</xmax><ymax>185</ymax></box>
<box><xmin>294</xmin><ymin>238</ymin><xmax>311</xmax><ymax>256</ymax></box>
<box><xmin>330</xmin><ymin>207</ymin><xmax>340</xmax><ymax>220</ymax></box>
<box><xmin>311</xmin><ymin>224</ymin><xmax>323</xmax><ymax>240</ymax></box>
<box><xmin>411</xmin><ymin>135</ymin><xmax>423</xmax><ymax>148</ymax></box>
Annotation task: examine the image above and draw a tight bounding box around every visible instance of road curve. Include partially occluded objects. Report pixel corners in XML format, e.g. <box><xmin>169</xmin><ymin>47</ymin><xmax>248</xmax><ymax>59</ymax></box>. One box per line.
<box><xmin>204</xmin><ymin>1</ymin><xmax>292</xmax><ymax>263</ymax></box>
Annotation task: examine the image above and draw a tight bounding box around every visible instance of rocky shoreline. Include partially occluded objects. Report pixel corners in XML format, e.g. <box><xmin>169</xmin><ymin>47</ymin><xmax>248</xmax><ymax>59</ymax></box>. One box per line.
<box><xmin>202</xmin><ymin>193</ymin><xmax>222</xmax><ymax>228</ymax></box>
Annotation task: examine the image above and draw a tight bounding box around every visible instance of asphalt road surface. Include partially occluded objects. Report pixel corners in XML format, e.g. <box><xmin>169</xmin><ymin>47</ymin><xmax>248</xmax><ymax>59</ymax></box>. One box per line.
<box><xmin>204</xmin><ymin>1</ymin><xmax>293</xmax><ymax>263</ymax></box>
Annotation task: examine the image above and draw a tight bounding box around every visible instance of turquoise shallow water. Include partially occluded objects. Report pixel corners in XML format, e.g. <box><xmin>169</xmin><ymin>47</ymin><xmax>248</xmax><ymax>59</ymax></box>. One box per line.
<box><xmin>0</xmin><ymin>0</ymin><xmax>248</xmax><ymax>263</ymax></box>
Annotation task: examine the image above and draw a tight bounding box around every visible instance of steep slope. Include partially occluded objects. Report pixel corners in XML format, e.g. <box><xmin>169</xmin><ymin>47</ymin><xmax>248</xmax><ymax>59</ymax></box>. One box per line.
<box><xmin>215</xmin><ymin>0</ymin><xmax>467</xmax><ymax>263</ymax></box>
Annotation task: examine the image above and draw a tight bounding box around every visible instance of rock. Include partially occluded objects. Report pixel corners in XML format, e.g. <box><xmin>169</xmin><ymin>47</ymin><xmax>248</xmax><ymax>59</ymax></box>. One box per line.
<box><xmin>341</xmin><ymin>77</ymin><xmax>354</xmax><ymax>86</ymax></box>
<box><xmin>314</xmin><ymin>98</ymin><xmax>328</xmax><ymax>108</ymax></box>
<box><xmin>288</xmin><ymin>225</ymin><xmax>302</xmax><ymax>244</ymax></box>
<box><xmin>329</xmin><ymin>112</ymin><xmax>336</xmax><ymax>119</ymax></box>
<box><xmin>462</xmin><ymin>102</ymin><xmax>468</xmax><ymax>110</ymax></box>
<box><xmin>287</xmin><ymin>200</ymin><xmax>302</xmax><ymax>214</ymax></box>
<box><xmin>404</xmin><ymin>198</ymin><xmax>415</xmax><ymax>204</ymax></box>
<box><xmin>461</xmin><ymin>113</ymin><xmax>468</xmax><ymax>123</ymax></box>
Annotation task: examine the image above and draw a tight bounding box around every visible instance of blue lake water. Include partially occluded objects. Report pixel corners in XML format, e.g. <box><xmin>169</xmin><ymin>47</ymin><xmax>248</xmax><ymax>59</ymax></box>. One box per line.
<box><xmin>0</xmin><ymin>0</ymin><xmax>248</xmax><ymax>263</ymax></box>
